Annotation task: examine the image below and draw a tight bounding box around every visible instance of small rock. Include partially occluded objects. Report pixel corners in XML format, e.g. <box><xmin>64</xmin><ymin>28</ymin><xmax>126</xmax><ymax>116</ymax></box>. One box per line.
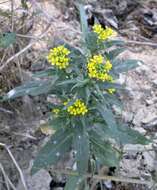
<box><xmin>116</xmin><ymin>74</ymin><xmax>126</xmax><ymax>85</ymax></box>
<box><xmin>17</xmin><ymin>169</ymin><xmax>52</xmax><ymax>190</ymax></box>
<box><xmin>135</xmin><ymin>64</ymin><xmax>150</xmax><ymax>75</ymax></box>
<box><xmin>133</xmin><ymin>127</ymin><xmax>146</xmax><ymax>135</ymax></box>
<box><xmin>122</xmin><ymin>111</ymin><xmax>133</xmax><ymax>122</ymax></box>
<box><xmin>143</xmin><ymin>151</ymin><xmax>157</xmax><ymax>172</ymax></box>
<box><xmin>145</xmin><ymin>99</ymin><xmax>154</xmax><ymax>106</ymax></box>
<box><xmin>133</xmin><ymin>107</ymin><xmax>146</xmax><ymax>127</ymax></box>
<box><xmin>152</xmin><ymin>79</ymin><xmax>157</xmax><ymax>87</ymax></box>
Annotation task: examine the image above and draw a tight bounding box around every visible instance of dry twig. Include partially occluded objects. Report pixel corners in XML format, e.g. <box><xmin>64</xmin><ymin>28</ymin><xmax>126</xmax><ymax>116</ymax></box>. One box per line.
<box><xmin>52</xmin><ymin>169</ymin><xmax>153</xmax><ymax>186</ymax></box>
<box><xmin>125</xmin><ymin>40</ymin><xmax>157</xmax><ymax>47</ymax></box>
<box><xmin>0</xmin><ymin>163</ymin><xmax>17</xmax><ymax>190</ymax></box>
<box><xmin>0</xmin><ymin>23</ymin><xmax>51</xmax><ymax>72</ymax></box>
<box><xmin>0</xmin><ymin>143</ymin><xmax>28</xmax><ymax>190</ymax></box>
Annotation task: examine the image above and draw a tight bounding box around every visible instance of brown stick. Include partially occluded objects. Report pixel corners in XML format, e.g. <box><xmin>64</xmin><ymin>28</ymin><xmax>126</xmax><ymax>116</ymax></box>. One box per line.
<box><xmin>125</xmin><ymin>40</ymin><xmax>157</xmax><ymax>47</ymax></box>
<box><xmin>0</xmin><ymin>143</ymin><xmax>28</xmax><ymax>190</ymax></box>
<box><xmin>52</xmin><ymin>169</ymin><xmax>153</xmax><ymax>186</ymax></box>
<box><xmin>0</xmin><ymin>23</ymin><xmax>51</xmax><ymax>72</ymax></box>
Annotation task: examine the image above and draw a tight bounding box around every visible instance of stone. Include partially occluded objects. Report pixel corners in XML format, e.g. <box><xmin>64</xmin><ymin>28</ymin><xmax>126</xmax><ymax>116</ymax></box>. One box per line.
<box><xmin>17</xmin><ymin>169</ymin><xmax>52</xmax><ymax>190</ymax></box>
<box><xmin>152</xmin><ymin>79</ymin><xmax>157</xmax><ymax>87</ymax></box>
<box><xmin>143</xmin><ymin>151</ymin><xmax>157</xmax><ymax>172</ymax></box>
<box><xmin>133</xmin><ymin>126</ymin><xmax>146</xmax><ymax>135</ymax></box>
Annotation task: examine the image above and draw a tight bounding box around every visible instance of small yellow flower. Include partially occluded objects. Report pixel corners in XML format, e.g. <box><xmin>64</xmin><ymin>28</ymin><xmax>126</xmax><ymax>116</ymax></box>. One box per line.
<box><xmin>93</xmin><ymin>24</ymin><xmax>117</xmax><ymax>41</ymax></box>
<box><xmin>63</xmin><ymin>99</ymin><xmax>70</xmax><ymax>106</ymax></box>
<box><xmin>87</xmin><ymin>55</ymin><xmax>113</xmax><ymax>81</ymax></box>
<box><xmin>47</xmin><ymin>45</ymin><xmax>70</xmax><ymax>69</ymax></box>
<box><xmin>52</xmin><ymin>108</ymin><xmax>60</xmax><ymax>115</ymax></box>
<box><xmin>67</xmin><ymin>99</ymin><xmax>88</xmax><ymax>116</ymax></box>
<box><xmin>108</xmin><ymin>88</ymin><xmax>116</xmax><ymax>94</ymax></box>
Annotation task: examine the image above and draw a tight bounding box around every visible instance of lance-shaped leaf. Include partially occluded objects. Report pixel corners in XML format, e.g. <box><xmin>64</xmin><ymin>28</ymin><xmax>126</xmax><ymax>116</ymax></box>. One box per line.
<box><xmin>106</xmin><ymin>47</ymin><xmax>126</xmax><ymax>61</ymax></box>
<box><xmin>31</xmin><ymin>129</ymin><xmax>73</xmax><ymax>174</ymax></box>
<box><xmin>113</xmin><ymin>59</ymin><xmax>142</xmax><ymax>73</ymax></box>
<box><xmin>0</xmin><ymin>32</ymin><xmax>16</xmax><ymax>48</ymax></box>
<box><xmin>64</xmin><ymin>176</ymin><xmax>83</xmax><ymax>190</ymax></box>
<box><xmin>73</xmin><ymin>126</ymin><xmax>89</xmax><ymax>174</ymax></box>
<box><xmin>102</xmin><ymin>82</ymin><xmax>125</xmax><ymax>90</ymax></box>
<box><xmin>97</xmin><ymin>104</ymin><xmax>119</xmax><ymax>135</ymax></box>
<box><xmin>33</xmin><ymin>68</ymin><xmax>56</xmax><ymax>78</ymax></box>
<box><xmin>4</xmin><ymin>76</ymin><xmax>58</xmax><ymax>100</ymax></box>
<box><xmin>79</xmin><ymin>4</ymin><xmax>88</xmax><ymax>40</ymax></box>
<box><xmin>104</xmin><ymin>40</ymin><xmax>125</xmax><ymax>48</ymax></box>
<box><xmin>103</xmin><ymin>94</ymin><xmax>123</xmax><ymax>108</ymax></box>
<box><xmin>93</xmin><ymin>123</ymin><xmax>150</xmax><ymax>145</ymax></box>
<box><xmin>90</xmin><ymin>130</ymin><xmax>121</xmax><ymax>166</ymax></box>
<box><xmin>85</xmin><ymin>32</ymin><xmax>99</xmax><ymax>54</ymax></box>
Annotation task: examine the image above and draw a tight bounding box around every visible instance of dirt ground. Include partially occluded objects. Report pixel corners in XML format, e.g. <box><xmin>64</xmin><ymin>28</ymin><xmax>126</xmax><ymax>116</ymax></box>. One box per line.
<box><xmin>0</xmin><ymin>0</ymin><xmax>157</xmax><ymax>189</ymax></box>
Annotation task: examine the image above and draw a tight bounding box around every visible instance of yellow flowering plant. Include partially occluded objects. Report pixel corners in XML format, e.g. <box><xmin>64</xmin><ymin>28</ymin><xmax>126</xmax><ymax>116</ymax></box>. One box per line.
<box><xmin>3</xmin><ymin>4</ymin><xmax>150</xmax><ymax>189</ymax></box>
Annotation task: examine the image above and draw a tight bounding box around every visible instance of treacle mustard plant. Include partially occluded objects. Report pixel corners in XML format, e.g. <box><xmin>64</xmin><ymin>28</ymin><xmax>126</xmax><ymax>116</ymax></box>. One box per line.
<box><xmin>4</xmin><ymin>4</ymin><xmax>150</xmax><ymax>189</ymax></box>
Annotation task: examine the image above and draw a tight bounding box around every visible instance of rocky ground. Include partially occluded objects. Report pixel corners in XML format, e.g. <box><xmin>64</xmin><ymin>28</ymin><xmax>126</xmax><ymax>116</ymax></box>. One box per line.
<box><xmin>0</xmin><ymin>0</ymin><xmax>157</xmax><ymax>189</ymax></box>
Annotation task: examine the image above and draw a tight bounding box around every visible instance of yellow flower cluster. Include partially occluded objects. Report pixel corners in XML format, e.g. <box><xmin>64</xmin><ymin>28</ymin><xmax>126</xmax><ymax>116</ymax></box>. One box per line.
<box><xmin>52</xmin><ymin>108</ymin><xmax>60</xmax><ymax>115</ymax></box>
<box><xmin>87</xmin><ymin>55</ymin><xmax>113</xmax><ymax>81</ymax></box>
<box><xmin>107</xmin><ymin>88</ymin><xmax>116</xmax><ymax>94</ymax></box>
<box><xmin>93</xmin><ymin>24</ymin><xmax>117</xmax><ymax>41</ymax></box>
<box><xmin>47</xmin><ymin>45</ymin><xmax>70</xmax><ymax>69</ymax></box>
<box><xmin>67</xmin><ymin>99</ymin><xmax>88</xmax><ymax>116</ymax></box>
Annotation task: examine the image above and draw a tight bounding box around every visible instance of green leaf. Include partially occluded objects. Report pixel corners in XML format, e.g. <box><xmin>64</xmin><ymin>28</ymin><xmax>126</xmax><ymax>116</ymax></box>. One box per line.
<box><xmin>106</xmin><ymin>47</ymin><xmax>125</xmax><ymax>60</ymax></box>
<box><xmin>85</xmin><ymin>32</ymin><xmax>98</xmax><ymax>53</ymax></box>
<box><xmin>73</xmin><ymin>126</ymin><xmax>89</xmax><ymax>174</ymax></box>
<box><xmin>102</xmin><ymin>82</ymin><xmax>125</xmax><ymax>90</ymax></box>
<box><xmin>48</xmin><ymin>117</ymin><xmax>65</xmax><ymax>130</ymax></box>
<box><xmin>79</xmin><ymin>4</ymin><xmax>88</xmax><ymax>40</ymax></box>
<box><xmin>93</xmin><ymin>123</ymin><xmax>150</xmax><ymax>145</ymax></box>
<box><xmin>31</xmin><ymin>129</ymin><xmax>73</xmax><ymax>174</ymax></box>
<box><xmin>90</xmin><ymin>130</ymin><xmax>120</xmax><ymax>166</ymax></box>
<box><xmin>97</xmin><ymin>104</ymin><xmax>119</xmax><ymax>133</ymax></box>
<box><xmin>65</xmin><ymin>176</ymin><xmax>83</xmax><ymax>190</ymax></box>
<box><xmin>116</xmin><ymin>124</ymin><xmax>151</xmax><ymax>145</ymax></box>
<box><xmin>57</xmin><ymin>79</ymin><xmax>77</xmax><ymax>86</ymax></box>
<box><xmin>72</xmin><ymin>79</ymin><xmax>90</xmax><ymax>91</ymax></box>
<box><xmin>0</xmin><ymin>32</ymin><xmax>16</xmax><ymax>48</ymax></box>
<box><xmin>113</xmin><ymin>59</ymin><xmax>141</xmax><ymax>73</ymax></box>
<box><xmin>104</xmin><ymin>40</ymin><xmax>125</xmax><ymax>48</ymax></box>
<box><xmin>0</xmin><ymin>9</ymin><xmax>11</xmax><ymax>18</ymax></box>
<box><xmin>103</xmin><ymin>94</ymin><xmax>123</xmax><ymax>108</ymax></box>
<box><xmin>4</xmin><ymin>77</ymin><xmax>58</xmax><ymax>99</ymax></box>
<box><xmin>33</xmin><ymin>68</ymin><xmax>55</xmax><ymax>78</ymax></box>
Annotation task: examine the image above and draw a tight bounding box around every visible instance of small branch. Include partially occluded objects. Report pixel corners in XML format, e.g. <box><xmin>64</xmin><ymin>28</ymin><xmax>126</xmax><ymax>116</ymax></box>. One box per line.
<box><xmin>0</xmin><ymin>0</ymin><xmax>10</xmax><ymax>4</ymax></box>
<box><xmin>52</xmin><ymin>169</ymin><xmax>153</xmax><ymax>186</ymax></box>
<box><xmin>0</xmin><ymin>143</ymin><xmax>28</xmax><ymax>190</ymax></box>
<box><xmin>0</xmin><ymin>23</ymin><xmax>51</xmax><ymax>72</ymax></box>
<box><xmin>16</xmin><ymin>33</ymin><xmax>39</xmax><ymax>40</ymax></box>
<box><xmin>0</xmin><ymin>163</ymin><xmax>17</xmax><ymax>190</ymax></box>
<box><xmin>125</xmin><ymin>40</ymin><xmax>157</xmax><ymax>48</ymax></box>
<box><xmin>0</xmin><ymin>163</ymin><xmax>10</xmax><ymax>190</ymax></box>
<box><xmin>10</xmin><ymin>0</ymin><xmax>14</xmax><ymax>31</ymax></box>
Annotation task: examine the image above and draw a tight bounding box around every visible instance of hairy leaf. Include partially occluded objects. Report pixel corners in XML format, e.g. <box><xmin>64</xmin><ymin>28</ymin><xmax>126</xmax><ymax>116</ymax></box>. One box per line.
<box><xmin>33</xmin><ymin>68</ymin><xmax>56</xmax><ymax>78</ymax></box>
<box><xmin>106</xmin><ymin>47</ymin><xmax>126</xmax><ymax>60</ymax></box>
<box><xmin>90</xmin><ymin>130</ymin><xmax>120</xmax><ymax>166</ymax></box>
<box><xmin>85</xmin><ymin>32</ymin><xmax>99</xmax><ymax>54</ymax></box>
<box><xmin>73</xmin><ymin>126</ymin><xmax>89</xmax><ymax>174</ymax></box>
<box><xmin>0</xmin><ymin>32</ymin><xmax>16</xmax><ymax>48</ymax></box>
<box><xmin>31</xmin><ymin>129</ymin><xmax>73</xmax><ymax>174</ymax></box>
<box><xmin>64</xmin><ymin>176</ymin><xmax>83</xmax><ymax>190</ymax></box>
<box><xmin>104</xmin><ymin>40</ymin><xmax>125</xmax><ymax>48</ymax></box>
<box><xmin>113</xmin><ymin>59</ymin><xmax>141</xmax><ymax>73</ymax></box>
<box><xmin>93</xmin><ymin>123</ymin><xmax>150</xmax><ymax>145</ymax></box>
<box><xmin>79</xmin><ymin>4</ymin><xmax>88</xmax><ymax>40</ymax></box>
<box><xmin>97</xmin><ymin>104</ymin><xmax>119</xmax><ymax>134</ymax></box>
<box><xmin>4</xmin><ymin>77</ymin><xmax>58</xmax><ymax>99</ymax></box>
